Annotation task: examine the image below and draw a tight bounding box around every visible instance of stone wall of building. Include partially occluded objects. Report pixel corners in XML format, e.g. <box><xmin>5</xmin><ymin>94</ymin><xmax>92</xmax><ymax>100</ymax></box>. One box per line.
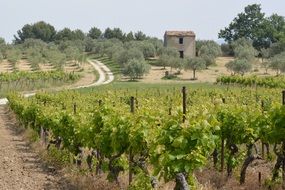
<box><xmin>164</xmin><ymin>32</ymin><xmax>196</xmax><ymax>58</ymax></box>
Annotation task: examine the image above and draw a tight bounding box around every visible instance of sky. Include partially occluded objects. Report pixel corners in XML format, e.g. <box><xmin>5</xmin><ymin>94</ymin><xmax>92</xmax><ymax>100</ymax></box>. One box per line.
<box><xmin>1</xmin><ymin>0</ymin><xmax>285</xmax><ymax>43</ymax></box>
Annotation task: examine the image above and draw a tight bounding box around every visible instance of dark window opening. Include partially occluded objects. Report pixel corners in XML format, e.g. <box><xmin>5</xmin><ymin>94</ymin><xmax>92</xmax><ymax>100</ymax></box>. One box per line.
<box><xmin>179</xmin><ymin>37</ymin><xmax>184</xmax><ymax>44</ymax></box>
<box><xmin>179</xmin><ymin>51</ymin><xmax>184</xmax><ymax>58</ymax></box>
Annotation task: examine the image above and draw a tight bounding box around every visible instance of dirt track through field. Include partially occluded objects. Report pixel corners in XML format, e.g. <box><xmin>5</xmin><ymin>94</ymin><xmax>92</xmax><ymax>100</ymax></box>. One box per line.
<box><xmin>0</xmin><ymin>106</ymin><xmax>77</xmax><ymax>190</ymax></box>
<box><xmin>0</xmin><ymin>59</ymin><xmax>114</xmax><ymax>105</ymax></box>
<box><xmin>0</xmin><ymin>60</ymin><xmax>114</xmax><ymax>189</ymax></box>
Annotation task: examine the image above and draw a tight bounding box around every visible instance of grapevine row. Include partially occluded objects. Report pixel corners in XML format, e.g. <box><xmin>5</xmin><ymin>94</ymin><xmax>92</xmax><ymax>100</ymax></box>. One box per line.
<box><xmin>7</xmin><ymin>86</ymin><xmax>285</xmax><ymax>189</ymax></box>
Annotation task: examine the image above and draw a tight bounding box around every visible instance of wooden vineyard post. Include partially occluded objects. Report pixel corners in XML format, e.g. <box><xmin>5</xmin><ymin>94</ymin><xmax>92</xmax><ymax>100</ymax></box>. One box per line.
<box><xmin>221</xmin><ymin>98</ymin><xmax>225</xmax><ymax>175</ymax></box>
<box><xmin>281</xmin><ymin>90</ymin><xmax>285</xmax><ymax>188</ymax></box>
<box><xmin>182</xmin><ymin>86</ymin><xmax>186</xmax><ymax>123</ymax></box>
<box><xmin>255</xmin><ymin>82</ymin><xmax>258</xmax><ymax>103</ymax></box>
<box><xmin>73</xmin><ymin>103</ymin><xmax>77</xmax><ymax>114</ymax></box>
<box><xmin>169</xmin><ymin>98</ymin><xmax>173</xmax><ymax>116</ymax></box>
<box><xmin>129</xmin><ymin>96</ymin><xmax>135</xmax><ymax>185</ymax></box>
<box><xmin>96</xmin><ymin>99</ymin><xmax>103</xmax><ymax>175</ymax></box>
<box><xmin>41</xmin><ymin>100</ymin><xmax>47</xmax><ymax>146</ymax></box>
<box><xmin>283</xmin><ymin>90</ymin><xmax>285</xmax><ymax>105</ymax></box>
<box><xmin>130</xmin><ymin>96</ymin><xmax>135</xmax><ymax>113</ymax></box>
<box><xmin>261</xmin><ymin>100</ymin><xmax>265</xmax><ymax>159</ymax></box>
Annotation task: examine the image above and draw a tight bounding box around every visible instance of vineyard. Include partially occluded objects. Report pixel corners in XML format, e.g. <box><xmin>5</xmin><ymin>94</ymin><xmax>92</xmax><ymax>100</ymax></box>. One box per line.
<box><xmin>6</xmin><ymin>84</ymin><xmax>285</xmax><ymax>189</ymax></box>
<box><xmin>0</xmin><ymin>70</ymin><xmax>80</xmax><ymax>97</ymax></box>
<box><xmin>217</xmin><ymin>75</ymin><xmax>285</xmax><ymax>89</ymax></box>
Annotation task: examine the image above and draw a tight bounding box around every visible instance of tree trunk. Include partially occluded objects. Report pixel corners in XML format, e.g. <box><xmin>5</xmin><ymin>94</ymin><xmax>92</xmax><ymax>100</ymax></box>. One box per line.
<box><xmin>193</xmin><ymin>69</ymin><xmax>196</xmax><ymax>80</ymax></box>
<box><xmin>272</xmin><ymin>143</ymin><xmax>284</xmax><ymax>181</ymax></box>
<box><xmin>265</xmin><ymin>142</ymin><xmax>270</xmax><ymax>158</ymax></box>
<box><xmin>227</xmin><ymin>144</ymin><xmax>238</xmax><ymax>177</ymax></box>
<box><xmin>108</xmin><ymin>152</ymin><xmax>124</xmax><ymax>184</ymax></box>
<box><xmin>221</xmin><ymin>137</ymin><xmax>225</xmax><ymax>173</ymax></box>
<box><xmin>240</xmin><ymin>144</ymin><xmax>262</xmax><ymax>184</ymax></box>
<box><xmin>213</xmin><ymin>149</ymin><xmax>218</xmax><ymax>168</ymax></box>
<box><xmin>96</xmin><ymin>150</ymin><xmax>103</xmax><ymax>175</ymax></box>
<box><xmin>273</xmin><ymin>154</ymin><xmax>284</xmax><ymax>181</ymax></box>
<box><xmin>174</xmin><ymin>173</ymin><xmax>190</xmax><ymax>190</ymax></box>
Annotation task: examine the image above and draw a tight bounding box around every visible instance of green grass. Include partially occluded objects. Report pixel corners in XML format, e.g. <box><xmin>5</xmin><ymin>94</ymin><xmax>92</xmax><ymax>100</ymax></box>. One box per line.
<box><xmin>0</xmin><ymin>79</ymin><xmax>80</xmax><ymax>98</ymax></box>
<box><xmin>77</xmin><ymin>81</ymin><xmax>229</xmax><ymax>94</ymax></box>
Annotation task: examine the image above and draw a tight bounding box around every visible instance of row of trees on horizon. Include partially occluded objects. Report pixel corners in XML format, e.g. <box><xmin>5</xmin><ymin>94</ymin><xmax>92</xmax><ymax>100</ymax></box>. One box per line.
<box><xmin>13</xmin><ymin>22</ymin><xmax>151</xmax><ymax>44</ymax></box>
<box><xmin>0</xmin><ymin>3</ymin><xmax>284</xmax><ymax>80</ymax></box>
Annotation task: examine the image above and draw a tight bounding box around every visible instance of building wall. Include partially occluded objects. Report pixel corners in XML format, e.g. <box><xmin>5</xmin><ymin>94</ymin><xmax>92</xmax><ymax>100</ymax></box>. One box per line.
<box><xmin>164</xmin><ymin>35</ymin><xmax>196</xmax><ymax>58</ymax></box>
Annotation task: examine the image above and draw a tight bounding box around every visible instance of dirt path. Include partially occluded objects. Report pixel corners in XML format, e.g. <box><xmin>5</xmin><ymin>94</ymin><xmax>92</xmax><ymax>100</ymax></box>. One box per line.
<box><xmin>73</xmin><ymin>60</ymin><xmax>114</xmax><ymax>88</ymax></box>
<box><xmin>0</xmin><ymin>59</ymin><xmax>114</xmax><ymax>105</ymax></box>
<box><xmin>0</xmin><ymin>60</ymin><xmax>114</xmax><ymax>189</ymax></box>
<box><xmin>0</xmin><ymin>106</ymin><xmax>76</xmax><ymax>190</ymax></box>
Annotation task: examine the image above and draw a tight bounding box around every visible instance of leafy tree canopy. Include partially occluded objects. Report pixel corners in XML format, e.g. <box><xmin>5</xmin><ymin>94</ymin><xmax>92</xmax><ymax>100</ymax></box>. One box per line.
<box><xmin>14</xmin><ymin>21</ymin><xmax>56</xmax><ymax>43</ymax></box>
<box><xmin>103</xmin><ymin>27</ymin><xmax>125</xmax><ymax>41</ymax></box>
<box><xmin>225</xmin><ymin>59</ymin><xmax>252</xmax><ymax>75</ymax></box>
<box><xmin>122</xmin><ymin>58</ymin><xmax>150</xmax><ymax>80</ymax></box>
<box><xmin>55</xmin><ymin>28</ymin><xmax>85</xmax><ymax>42</ymax></box>
<box><xmin>232</xmin><ymin>38</ymin><xmax>258</xmax><ymax>61</ymax></box>
<box><xmin>219</xmin><ymin>4</ymin><xmax>285</xmax><ymax>50</ymax></box>
<box><xmin>198</xmin><ymin>40</ymin><xmax>222</xmax><ymax>67</ymax></box>
<box><xmin>269</xmin><ymin>51</ymin><xmax>285</xmax><ymax>75</ymax></box>
<box><xmin>87</xmin><ymin>27</ymin><xmax>102</xmax><ymax>39</ymax></box>
<box><xmin>184</xmin><ymin>57</ymin><xmax>206</xmax><ymax>79</ymax></box>
<box><xmin>0</xmin><ymin>37</ymin><xmax>5</xmax><ymax>45</ymax></box>
<box><xmin>134</xmin><ymin>31</ymin><xmax>147</xmax><ymax>41</ymax></box>
<box><xmin>125</xmin><ymin>32</ymin><xmax>135</xmax><ymax>42</ymax></box>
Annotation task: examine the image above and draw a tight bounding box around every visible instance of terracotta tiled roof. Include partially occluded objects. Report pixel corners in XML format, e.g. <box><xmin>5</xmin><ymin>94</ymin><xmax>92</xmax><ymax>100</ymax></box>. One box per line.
<box><xmin>165</xmin><ymin>31</ymin><xmax>195</xmax><ymax>37</ymax></box>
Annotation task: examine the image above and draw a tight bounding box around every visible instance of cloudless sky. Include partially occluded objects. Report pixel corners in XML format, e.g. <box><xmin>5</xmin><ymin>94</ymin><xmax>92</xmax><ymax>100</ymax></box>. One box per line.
<box><xmin>1</xmin><ymin>0</ymin><xmax>285</xmax><ymax>42</ymax></box>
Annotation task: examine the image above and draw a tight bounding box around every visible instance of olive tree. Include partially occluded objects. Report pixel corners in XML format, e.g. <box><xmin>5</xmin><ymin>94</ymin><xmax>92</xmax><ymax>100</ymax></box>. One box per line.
<box><xmin>260</xmin><ymin>48</ymin><xmax>270</xmax><ymax>74</ymax></box>
<box><xmin>122</xmin><ymin>58</ymin><xmax>150</xmax><ymax>80</ymax></box>
<box><xmin>269</xmin><ymin>51</ymin><xmax>285</xmax><ymax>75</ymax></box>
<box><xmin>195</xmin><ymin>40</ymin><xmax>222</xmax><ymax>69</ymax></box>
<box><xmin>225</xmin><ymin>59</ymin><xmax>252</xmax><ymax>75</ymax></box>
<box><xmin>113</xmin><ymin>48</ymin><xmax>144</xmax><ymax>66</ymax></box>
<box><xmin>26</xmin><ymin>47</ymin><xmax>45</xmax><ymax>70</ymax></box>
<box><xmin>6</xmin><ymin>48</ymin><xmax>22</xmax><ymax>65</ymax></box>
<box><xmin>232</xmin><ymin>38</ymin><xmax>258</xmax><ymax>61</ymax></box>
<box><xmin>269</xmin><ymin>42</ymin><xmax>285</xmax><ymax>57</ymax></box>
<box><xmin>158</xmin><ymin>47</ymin><xmax>179</xmax><ymax>69</ymax></box>
<box><xmin>44</xmin><ymin>49</ymin><xmax>66</xmax><ymax>70</ymax></box>
<box><xmin>64</xmin><ymin>46</ymin><xmax>81</xmax><ymax>63</ymax></box>
<box><xmin>0</xmin><ymin>52</ymin><xmax>3</xmax><ymax>63</ymax></box>
<box><xmin>147</xmin><ymin>38</ymin><xmax>163</xmax><ymax>56</ymax></box>
<box><xmin>184</xmin><ymin>57</ymin><xmax>206</xmax><ymax>80</ymax></box>
<box><xmin>105</xmin><ymin>45</ymin><xmax>124</xmax><ymax>59</ymax></box>
<box><xmin>199</xmin><ymin>41</ymin><xmax>222</xmax><ymax>68</ymax></box>
<box><xmin>139</xmin><ymin>42</ymin><xmax>156</xmax><ymax>58</ymax></box>
<box><xmin>125</xmin><ymin>41</ymin><xmax>155</xmax><ymax>59</ymax></box>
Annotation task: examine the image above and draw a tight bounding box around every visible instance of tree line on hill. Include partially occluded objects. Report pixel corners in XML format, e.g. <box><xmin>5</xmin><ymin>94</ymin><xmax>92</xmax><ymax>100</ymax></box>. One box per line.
<box><xmin>1</xmin><ymin>4</ymin><xmax>285</xmax><ymax>80</ymax></box>
<box><xmin>13</xmin><ymin>21</ymin><xmax>150</xmax><ymax>44</ymax></box>
<box><xmin>219</xmin><ymin>4</ymin><xmax>285</xmax><ymax>76</ymax></box>
<box><xmin>0</xmin><ymin>22</ymin><xmax>162</xmax><ymax>79</ymax></box>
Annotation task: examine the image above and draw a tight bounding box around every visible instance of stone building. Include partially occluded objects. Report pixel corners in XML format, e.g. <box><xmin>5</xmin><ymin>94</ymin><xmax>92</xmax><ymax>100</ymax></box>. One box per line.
<box><xmin>164</xmin><ymin>31</ymin><xmax>196</xmax><ymax>58</ymax></box>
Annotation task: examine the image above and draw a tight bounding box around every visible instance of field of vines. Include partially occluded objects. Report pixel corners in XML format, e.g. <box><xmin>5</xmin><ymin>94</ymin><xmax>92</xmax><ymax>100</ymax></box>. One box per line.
<box><xmin>217</xmin><ymin>75</ymin><xmax>285</xmax><ymax>89</ymax></box>
<box><xmin>0</xmin><ymin>71</ymin><xmax>80</xmax><ymax>97</ymax></box>
<box><xmin>7</xmin><ymin>84</ymin><xmax>285</xmax><ymax>189</ymax></box>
